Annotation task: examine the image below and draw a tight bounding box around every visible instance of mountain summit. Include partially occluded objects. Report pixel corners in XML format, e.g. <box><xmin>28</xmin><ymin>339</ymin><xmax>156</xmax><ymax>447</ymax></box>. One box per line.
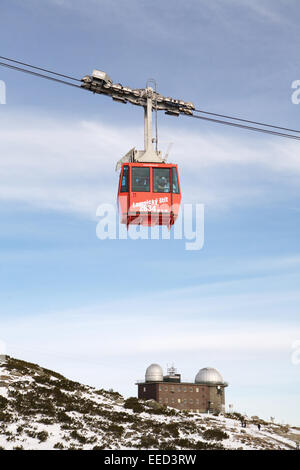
<box><xmin>0</xmin><ymin>357</ymin><xmax>298</xmax><ymax>450</ymax></box>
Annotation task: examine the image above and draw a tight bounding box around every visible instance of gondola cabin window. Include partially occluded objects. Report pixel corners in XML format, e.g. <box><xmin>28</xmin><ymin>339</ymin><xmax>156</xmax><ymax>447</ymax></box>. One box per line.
<box><xmin>120</xmin><ymin>165</ymin><xmax>129</xmax><ymax>192</ymax></box>
<box><xmin>172</xmin><ymin>167</ymin><xmax>180</xmax><ymax>194</ymax></box>
<box><xmin>153</xmin><ymin>168</ymin><xmax>170</xmax><ymax>193</ymax></box>
<box><xmin>132</xmin><ymin>167</ymin><xmax>150</xmax><ymax>192</ymax></box>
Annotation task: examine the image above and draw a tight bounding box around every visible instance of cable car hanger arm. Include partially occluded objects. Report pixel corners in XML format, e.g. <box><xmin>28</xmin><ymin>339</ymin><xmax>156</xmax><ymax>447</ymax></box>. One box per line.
<box><xmin>80</xmin><ymin>70</ymin><xmax>195</xmax><ymax>116</ymax></box>
<box><xmin>80</xmin><ymin>70</ymin><xmax>300</xmax><ymax>141</ymax></box>
<box><xmin>1</xmin><ymin>56</ymin><xmax>300</xmax><ymax>140</ymax></box>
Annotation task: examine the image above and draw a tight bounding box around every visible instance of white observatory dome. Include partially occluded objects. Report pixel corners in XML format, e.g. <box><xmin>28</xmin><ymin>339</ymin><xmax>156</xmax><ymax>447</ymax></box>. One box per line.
<box><xmin>195</xmin><ymin>367</ymin><xmax>224</xmax><ymax>385</ymax></box>
<box><xmin>145</xmin><ymin>363</ymin><xmax>163</xmax><ymax>382</ymax></box>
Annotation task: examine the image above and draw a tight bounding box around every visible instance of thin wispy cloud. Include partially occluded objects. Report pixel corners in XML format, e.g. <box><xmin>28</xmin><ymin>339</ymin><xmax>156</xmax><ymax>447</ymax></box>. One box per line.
<box><xmin>25</xmin><ymin>0</ymin><xmax>289</xmax><ymax>24</ymax></box>
<box><xmin>2</xmin><ymin>305</ymin><xmax>299</xmax><ymax>358</ymax></box>
<box><xmin>15</xmin><ymin>0</ymin><xmax>294</xmax><ymax>49</ymax></box>
<box><xmin>228</xmin><ymin>0</ymin><xmax>286</xmax><ymax>24</ymax></box>
<box><xmin>0</xmin><ymin>112</ymin><xmax>299</xmax><ymax>218</ymax></box>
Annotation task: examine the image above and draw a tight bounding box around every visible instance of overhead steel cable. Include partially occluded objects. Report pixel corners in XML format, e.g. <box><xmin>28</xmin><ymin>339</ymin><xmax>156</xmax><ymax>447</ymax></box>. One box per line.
<box><xmin>186</xmin><ymin>113</ymin><xmax>300</xmax><ymax>141</ymax></box>
<box><xmin>0</xmin><ymin>55</ymin><xmax>81</xmax><ymax>82</ymax></box>
<box><xmin>1</xmin><ymin>54</ymin><xmax>300</xmax><ymax>142</ymax></box>
<box><xmin>0</xmin><ymin>61</ymin><xmax>82</xmax><ymax>89</ymax></box>
<box><xmin>194</xmin><ymin>108</ymin><xmax>300</xmax><ymax>135</ymax></box>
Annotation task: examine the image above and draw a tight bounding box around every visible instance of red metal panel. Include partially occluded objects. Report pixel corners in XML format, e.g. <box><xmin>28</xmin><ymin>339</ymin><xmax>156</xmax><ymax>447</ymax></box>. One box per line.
<box><xmin>117</xmin><ymin>163</ymin><xmax>181</xmax><ymax>228</ymax></box>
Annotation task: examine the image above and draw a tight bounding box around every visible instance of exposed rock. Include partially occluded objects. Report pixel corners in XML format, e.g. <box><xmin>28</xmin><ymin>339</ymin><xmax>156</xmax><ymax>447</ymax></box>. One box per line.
<box><xmin>145</xmin><ymin>399</ymin><xmax>163</xmax><ymax>410</ymax></box>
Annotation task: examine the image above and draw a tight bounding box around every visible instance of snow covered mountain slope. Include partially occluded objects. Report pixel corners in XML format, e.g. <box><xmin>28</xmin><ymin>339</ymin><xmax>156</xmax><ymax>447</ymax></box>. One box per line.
<box><xmin>0</xmin><ymin>357</ymin><xmax>299</xmax><ymax>450</ymax></box>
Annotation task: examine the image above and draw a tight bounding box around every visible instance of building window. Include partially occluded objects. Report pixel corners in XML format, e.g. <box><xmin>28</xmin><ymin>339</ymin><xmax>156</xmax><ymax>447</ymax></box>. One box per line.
<box><xmin>143</xmin><ymin>387</ymin><xmax>146</xmax><ymax>392</ymax></box>
<box><xmin>165</xmin><ymin>386</ymin><xmax>168</xmax><ymax>391</ymax></box>
<box><xmin>190</xmin><ymin>399</ymin><xmax>193</xmax><ymax>404</ymax></box>
<box><xmin>196</xmin><ymin>388</ymin><xmax>199</xmax><ymax>393</ymax></box>
<box><xmin>183</xmin><ymin>399</ymin><xmax>187</xmax><ymax>404</ymax></box>
<box><xmin>196</xmin><ymin>399</ymin><xmax>199</xmax><ymax>405</ymax></box>
<box><xmin>159</xmin><ymin>386</ymin><xmax>162</xmax><ymax>391</ymax></box>
<box><xmin>170</xmin><ymin>386</ymin><xmax>174</xmax><ymax>392</ymax></box>
<box><xmin>190</xmin><ymin>387</ymin><xmax>193</xmax><ymax>392</ymax></box>
<box><xmin>177</xmin><ymin>387</ymin><xmax>181</xmax><ymax>392</ymax></box>
<box><xmin>178</xmin><ymin>399</ymin><xmax>181</xmax><ymax>403</ymax></box>
<box><xmin>183</xmin><ymin>387</ymin><xmax>187</xmax><ymax>392</ymax></box>
<box><xmin>171</xmin><ymin>398</ymin><xmax>175</xmax><ymax>403</ymax></box>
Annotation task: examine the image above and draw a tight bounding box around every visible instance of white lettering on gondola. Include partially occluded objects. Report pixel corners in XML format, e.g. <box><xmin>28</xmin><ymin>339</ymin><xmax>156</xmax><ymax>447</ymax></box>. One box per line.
<box><xmin>132</xmin><ymin>196</ymin><xmax>169</xmax><ymax>212</ymax></box>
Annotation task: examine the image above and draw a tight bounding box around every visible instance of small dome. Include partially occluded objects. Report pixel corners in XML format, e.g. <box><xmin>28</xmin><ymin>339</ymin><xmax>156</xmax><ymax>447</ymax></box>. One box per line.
<box><xmin>145</xmin><ymin>363</ymin><xmax>163</xmax><ymax>382</ymax></box>
<box><xmin>195</xmin><ymin>367</ymin><xmax>224</xmax><ymax>385</ymax></box>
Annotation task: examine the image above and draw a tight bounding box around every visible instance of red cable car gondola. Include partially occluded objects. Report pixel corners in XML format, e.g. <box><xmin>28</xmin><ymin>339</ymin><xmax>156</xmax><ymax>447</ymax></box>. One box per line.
<box><xmin>116</xmin><ymin>86</ymin><xmax>182</xmax><ymax>228</ymax></box>
<box><xmin>118</xmin><ymin>161</ymin><xmax>181</xmax><ymax>228</ymax></box>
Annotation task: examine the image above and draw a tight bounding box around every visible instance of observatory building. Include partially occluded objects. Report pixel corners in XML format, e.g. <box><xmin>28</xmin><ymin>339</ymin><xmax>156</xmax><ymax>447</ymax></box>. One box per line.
<box><xmin>136</xmin><ymin>364</ymin><xmax>228</xmax><ymax>413</ymax></box>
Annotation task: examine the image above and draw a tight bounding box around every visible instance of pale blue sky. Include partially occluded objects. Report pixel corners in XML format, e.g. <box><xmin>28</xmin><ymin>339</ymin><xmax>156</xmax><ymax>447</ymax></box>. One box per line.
<box><xmin>0</xmin><ymin>0</ymin><xmax>300</xmax><ymax>425</ymax></box>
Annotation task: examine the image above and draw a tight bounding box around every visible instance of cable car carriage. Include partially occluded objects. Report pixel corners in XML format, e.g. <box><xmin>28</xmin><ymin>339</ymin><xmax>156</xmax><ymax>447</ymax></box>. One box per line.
<box><xmin>117</xmin><ymin>160</ymin><xmax>181</xmax><ymax>227</ymax></box>
<box><xmin>116</xmin><ymin>89</ymin><xmax>181</xmax><ymax>228</ymax></box>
